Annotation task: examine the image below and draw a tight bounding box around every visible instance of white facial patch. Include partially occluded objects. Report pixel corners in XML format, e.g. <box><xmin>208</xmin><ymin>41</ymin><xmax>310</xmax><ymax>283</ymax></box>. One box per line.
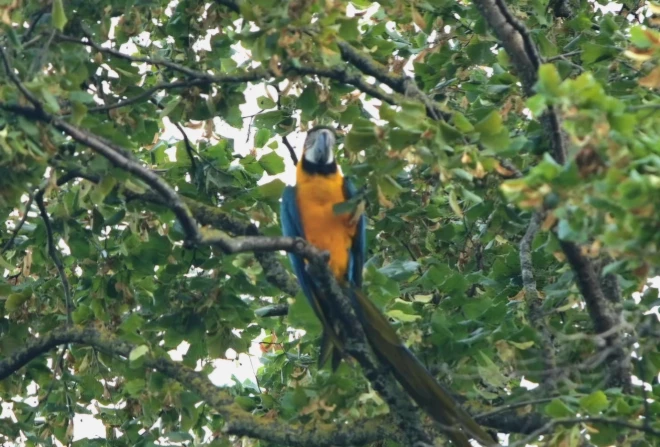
<box><xmin>303</xmin><ymin>129</ymin><xmax>335</xmax><ymax>164</ymax></box>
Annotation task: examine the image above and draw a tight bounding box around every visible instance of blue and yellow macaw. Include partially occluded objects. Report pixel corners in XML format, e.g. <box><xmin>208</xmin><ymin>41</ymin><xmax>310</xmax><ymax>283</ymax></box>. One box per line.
<box><xmin>280</xmin><ymin>126</ymin><xmax>495</xmax><ymax>447</ymax></box>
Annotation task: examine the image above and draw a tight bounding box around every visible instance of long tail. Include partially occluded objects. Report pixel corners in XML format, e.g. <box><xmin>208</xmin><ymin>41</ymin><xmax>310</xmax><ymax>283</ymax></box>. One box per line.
<box><xmin>348</xmin><ymin>287</ymin><xmax>497</xmax><ymax>447</ymax></box>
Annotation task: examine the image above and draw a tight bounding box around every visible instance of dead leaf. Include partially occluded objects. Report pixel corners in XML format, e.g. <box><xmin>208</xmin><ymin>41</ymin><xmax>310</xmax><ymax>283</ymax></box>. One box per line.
<box><xmin>269</xmin><ymin>55</ymin><xmax>283</xmax><ymax>77</ymax></box>
<box><xmin>575</xmin><ymin>146</ymin><xmax>605</xmax><ymax>178</ymax></box>
<box><xmin>22</xmin><ymin>248</ymin><xmax>32</xmax><ymax>277</ymax></box>
<box><xmin>509</xmin><ymin>289</ymin><xmax>525</xmax><ymax>301</ymax></box>
<box><xmin>639</xmin><ymin>66</ymin><xmax>660</xmax><ymax>89</ymax></box>
<box><xmin>494</xmin><ymin>161</ymin><xmax>517</xmax><ymax>178</ymax></box>
<box><xmin>542</xmin><ymin>213</ymin><xmax>558</xmax><ymax>231</ymax></box>
<box><xmin>377</xmin><ymin>185</ymin><xmax>394</xmax><ymax>209</ymax></box>
<box><xmin>411</xmin><ymin>8</ymin><xmax>427</xmax><ymax>29</ymax></box>
<box><xmin>0</xmin><ymin>0</ymin><xmax>21</xmax><ymax>25</ymax></box>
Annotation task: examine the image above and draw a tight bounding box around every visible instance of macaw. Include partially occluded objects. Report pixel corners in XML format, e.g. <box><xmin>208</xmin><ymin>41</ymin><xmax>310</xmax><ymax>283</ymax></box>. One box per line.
<box><xmin>280</xmin><ymin>126</ymin><xmax>495</xmax><ymax>447</ymax></box>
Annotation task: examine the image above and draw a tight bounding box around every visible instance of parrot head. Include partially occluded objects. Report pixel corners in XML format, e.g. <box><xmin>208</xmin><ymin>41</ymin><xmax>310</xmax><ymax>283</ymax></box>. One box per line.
<box><xmin>302</xmin><ymin>126</ymin><xmax>337</xmax><ymax>167</ymax></box>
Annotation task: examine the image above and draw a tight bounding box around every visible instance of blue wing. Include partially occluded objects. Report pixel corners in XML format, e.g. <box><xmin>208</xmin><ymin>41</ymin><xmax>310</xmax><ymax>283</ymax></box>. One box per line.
<box><xmin>343</xmin><ymin>177</ymin><xmax>367</xmax><ymax>288</ymax></box>
<box><xmin>280</xmin><ymin>186</ymin><xmax>321</xmax><ymax>315</ymax></box>
<box><xmin>281</xmin><ymin>185</ymin><xmax>345</xmax><ymax>368</ymax></box>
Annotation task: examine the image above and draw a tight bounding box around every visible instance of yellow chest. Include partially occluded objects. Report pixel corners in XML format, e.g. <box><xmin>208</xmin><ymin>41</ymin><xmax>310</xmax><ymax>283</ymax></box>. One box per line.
<box><xmin>295</xmin><ymin>163</ymin><xmax>356</xmax><ymax>280</ymax></box>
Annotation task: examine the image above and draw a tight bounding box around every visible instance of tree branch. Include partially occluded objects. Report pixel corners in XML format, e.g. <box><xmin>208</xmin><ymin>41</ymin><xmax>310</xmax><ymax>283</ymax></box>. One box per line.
<box><xmin>471</xmin><ymin>0</ymin><xmax>567</xmax><ymax>164</ymax></box>
<box><xmin>519</xmin><ymin>211</ymin><xmax>558</xmax><ymax>390</ymax></box>
<box><xmin>201</xmin><ymin>233</ymin><xmax>442</xmax><ymax>446</ymax></box>
<box><xmin>336</xmin><ymin>41</ymin><xmax>448</xmax><ymax>121</ymax></box>
<box><xmin>173</xmin><ymin>121</ymin><xmax>198</xmax><ymax>180</ymax></box>
<box><xmin>473</xmin><ymin>0</ymin><xmax>631</xmax><ymax>392</ymax></box>
<box><xmin>55</xmin><ymin>33</ymin><xmax>399</xmax><ymax>110</ymax></box>
<box><xmin>274</xmin><ymin>84</ymin><xmax>299</xmax><ymax>165</ymax></box>
<box><xmin>2</xmin><ymin>98</ymin><xmax>201</xmax><ymax>245</ymax></box>
<box><xmin>559</xmin><ymin>241</ymin><xmax>631</xmax><ymax>390</ymax></box>
<box><xmin>508</xmin><ymin>415</ymin><xmax>660</xmax><ymax>447</ymax></box>
<box><xmin>35</xmin><ymin>187</ymin><xmax>73</xmax><ymax>326</ymax></box>
<box><xmin>82</xmin><ymin>79</ymin><xmax>211</xmax><ymax>114</ymax></box>
<box><xmin>254</xmin><ymin>303</ymin><xmax>290</xmax><ymax>317</ymax></box>
<box><xmin>0</xmin><ymin>325</ymin><xmax>394</xmax><ymax>447</ymax></box>
<box><xmin>1</xmin><ymin>191</ymin><xmax>36</xmax><ymax>254</ymax></box>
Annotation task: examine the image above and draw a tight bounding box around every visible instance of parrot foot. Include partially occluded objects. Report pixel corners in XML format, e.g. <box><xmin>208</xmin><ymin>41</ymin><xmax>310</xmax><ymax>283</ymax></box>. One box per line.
<box><xmin>348</xmin><ymin>200</ymin><xmax>366</xmax><ymax>226</ymax></box>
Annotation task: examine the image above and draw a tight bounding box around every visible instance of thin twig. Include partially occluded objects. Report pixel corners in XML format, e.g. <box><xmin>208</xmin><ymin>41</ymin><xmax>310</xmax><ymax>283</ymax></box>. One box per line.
<box><xmin>28</xmin><ymin>29</ymin><xmax>56</xmax><ymax>78</ymax></box>
<box><xmin>55</xmin><ymin>33</ymin><xmax>399</xmax><ymax>108</ymax></box>
<box><xmin>336</xmin><ymin>40</ymin><xmax>448</xmax><ymax>120</ymax></box>
<box><xmin>1</xmin><ymin>192</ymin><xmax>36</xmax><ymax>254</ymax></box>
<box><xmin>274</xmin><ymin>85</ymin><xmax>298</xmax><ymax>165</ymax></box>
<box><xmin>476</xmin><ymin>397</ymin><xmax>555</xmax><ymax>420</ymax></box>
<box><xmin>508</xmin><ymin>416</ymin><xmax>660</xmax><ymax>447</ymax></box>
<box><xmin>519</xmin><ymin>210</ymin><xmax>558</xmax><ymax>390</ymax></box>
<box><xmin>173</xmin><ymin>121</ymin><xmax>198</xmax><ymax>179</ymax></box>
<box><xmin>282</xmin><ymin>135</ymin><xmax>298</xmax><ymax>165</ymax></box>
<box><xmin>0</xmin><ymin>46</ymin><xmax>43</xmax><ymax>109</ymax></box>
<box><xmin>81</xmin><ymin>79</ymin><xmax>210</xmax><ymax>114</ymax></box>
<box><xmin>545</xmin><ymin>50</ymin><xmax>582</xmax><ymax>62</ymax></box>
<box><xmin>35</xmin><ymin>189</ymin><xmax>73</xmax><ymax>326</ymax></box>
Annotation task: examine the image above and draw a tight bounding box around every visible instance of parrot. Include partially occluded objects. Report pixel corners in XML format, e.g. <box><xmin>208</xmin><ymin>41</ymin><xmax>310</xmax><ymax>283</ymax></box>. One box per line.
<box><xmin>280</xmin><ymin>126</ymin><xmax>496</xmax><ymax>447</ymax></box>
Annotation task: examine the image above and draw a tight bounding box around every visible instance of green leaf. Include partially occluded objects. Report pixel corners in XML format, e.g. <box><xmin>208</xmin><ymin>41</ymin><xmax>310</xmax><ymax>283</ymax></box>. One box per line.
<box><xmin>258</xmin><ymin>151</ymin><xmax>285</xmax><ymax>175</ymax></box>
<box><xmin>288</xmin><ymin>292</ymin><xmax>322</xmax><ymax>336</ymax></box>
<box><xmin>389</xmin><ymin>128</ymin><xmax>421</xmax><ymax>150</ymax></box>
<box><xmin>235</xmin><ymin>396</ymin><xmax>257</xmax><ymax>411</ymax></box>
<box><xmin>5</xmin><ymin>292</ymin><xmax>30</xmax><ymax>311</ymax></box>
<box><xmin>52</xmin><ymin>0</ymin><xmax>68</xmax><ymax>31</ymax></box>
<box><xmin>124</xmin><ymin>379</ymin><xmax>146</xmax><ymax>396</ymax></box>
<box><xmin>72</xmin><ymin>305</ymin><xmax>93</xmax><ymax>324</ymax></box>
<box><xmin>345</xmin><ymin>119</ymin><xmax>377</xmax><ymax>151</ymax></box>
<box><xmin>630</xmin><ymin>26</ymin><xmax>654</xmax><ymax>49</ymax></box>
<box><xmin>475</xmin><ymin>351</ymin><xmax>507</xmax><ymax>388</ymax></box>
<box><xmin>545</xmin><ymin>399</ymin><xmax>576</xmax><ymax>418</ymax></box>
<box><xmin>254</xmin><ymin>128</ymin><xmax>271</xmax><ymax>148</ymax></box>
<box><xmin>258</xmin><ymin>178</ymin><xmax>286</xmax><ymax>199</ymax></box>
<box><xmin>386</xmin><ymin>309</ymin><xmax>421</xmax><ymax>322</ymax></box>
<box><xmin>393</xmin><ymin>101</ymin><xmax>427</xmax><ymax>130</ymax></box>
<box><xmin>579</xmin><ymin>390</ymin><xmax>609</xmax><ymax>414</ymax></box>
<box><xmin>129</xmin><ymin>345</ymin><xmax>150</xmax><ymax>366</ymax></box>
<box><xmin>474</xmin><ymin>111</ymin><xmax>503</xmax><ymax>136</ymax></box>
<box><xmin>537</xmin><ymin>63</ymin><xmax>562</xmax><ymax>97</ymax></box>
<box><xmin>452</xmin><ymin>112</ymin><xmax>474</xmax><ymax>133</ymax></box>
<box><xmin>378</xmin><ymin>260</ymin><xmax>420</xmax><ymax>281</ymax></box>
<box><xmin>256</xmin><ymin>96</ymin><xmax>276</xmax><ymax>109</ymax></box>
<box><xmin>166</xmin><ymin>432</ymin><xmax>194</xmax><ymax>442</ymax></box>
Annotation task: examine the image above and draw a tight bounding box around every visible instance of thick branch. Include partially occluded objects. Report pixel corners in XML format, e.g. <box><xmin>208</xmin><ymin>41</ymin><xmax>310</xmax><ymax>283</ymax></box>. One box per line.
<box><xmin>473</xmin><ymin>0</ymin><xmax>630</xmax><ymax>392</ymax></box>
<box><xmin>0</xmin><ymin>326</ymin><xmax>394</xmax><ymax>447</ymax></box>
<box><xmin>203</xmin><ymin>232</ymin><xmax>438</xmax><ymax>446</ymax></box>
<box><xmin>559</xmin><ymin>241</ymin><xmax>630</xmax><ymax>388</ymax></box>
<box><xmin>336</xmin><ymin>41</ymin><xmax>448</xmax><ymax>120</ymax></box>
<box><xmin>471</xmin><ymin>0</ymin><xmax>567</xmax><ymax>164</ymax></box>
<box><xmin>51</xmin><ymin>119</ymin><xmax>200</xmax><ymax>243</ymax></box>
<box><xmin>1</xmin><ymin>99</ymin><xmax>200</xmax><ymax>244</ymax></box>
<box><xmin>177</xmin><ymin>196</ymin><xmax>301</xmax><ymax>297</ymax></box>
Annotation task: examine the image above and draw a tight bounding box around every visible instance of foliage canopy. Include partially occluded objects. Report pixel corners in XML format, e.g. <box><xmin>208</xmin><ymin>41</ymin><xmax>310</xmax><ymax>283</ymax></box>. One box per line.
<box><xmin>2</xmin><ymin>0</ymin><xmax>660</xmax><ymax>446</ymax></box>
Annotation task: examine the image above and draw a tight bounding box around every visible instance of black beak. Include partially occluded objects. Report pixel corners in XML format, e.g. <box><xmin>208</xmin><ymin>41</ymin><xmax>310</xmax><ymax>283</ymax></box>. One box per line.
<box><xmin>310</xmin><ymin>130</ymin><xmax>331</xmax><ymax>163</ymax></box>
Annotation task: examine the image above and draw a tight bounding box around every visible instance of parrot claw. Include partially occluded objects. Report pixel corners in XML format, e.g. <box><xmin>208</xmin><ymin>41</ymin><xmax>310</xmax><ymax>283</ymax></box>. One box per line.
<box><xmin>348</xmin><ymin>200</ymin><xmax>366</xmax><ymax>226</ymax></box>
